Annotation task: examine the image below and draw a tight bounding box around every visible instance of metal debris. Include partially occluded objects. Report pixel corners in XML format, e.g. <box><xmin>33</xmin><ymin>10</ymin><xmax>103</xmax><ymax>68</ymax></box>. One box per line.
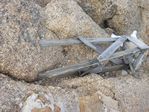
<box><xmin>38</xmin><ymin>34</ymin><xmax>149</xmax><ymax>79</ymax></box>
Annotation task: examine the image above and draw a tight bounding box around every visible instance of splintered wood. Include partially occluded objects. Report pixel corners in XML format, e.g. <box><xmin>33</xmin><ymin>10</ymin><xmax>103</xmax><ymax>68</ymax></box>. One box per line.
<box><xmin>38</xmin><ymin>35</ymin><xmax>149</xmax><ymax>79</ymax></box>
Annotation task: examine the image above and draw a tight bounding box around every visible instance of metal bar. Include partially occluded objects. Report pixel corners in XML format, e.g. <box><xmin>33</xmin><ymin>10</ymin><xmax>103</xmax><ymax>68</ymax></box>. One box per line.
<box><xmin>127</xmin><ymin>36</ymin><xmax>149</xmax><ymax>50</ymax></box>
<box><xmin>133</xmin><ymin>51</ymin><xmax>146</xmax><ymax>71</ymax></box>
<box><xmin>97</xmin><ymin>37</ymin><xmax>127</xmax><ymax>61</ymax></box>
<box><xmin>38</xmin><ymin>59</ymin><xmax>99</xmax><ymax>79</ymax></box>
<box><xmin>38</xmin><ymin>64</ymin><xmax>126</xmax><ymax>79</ymax></box>
<box><xmin>39</xmin><ymin>37</ymin><xmax>118</xmax><ymax>47</ymax></box>
<box><xmin>80</xmin><ymin>64</ymin><xmax>127</xmax><ymax>76</ymax></box>
<box><xmin>100</xmin><ymin>64</ymin><xmax>128</xmax><ymax>73</ymax></box>
<box><xmin>101</xmin><ymin>48</ymin><xmax>140</xmax><ymax>61</ymax></box>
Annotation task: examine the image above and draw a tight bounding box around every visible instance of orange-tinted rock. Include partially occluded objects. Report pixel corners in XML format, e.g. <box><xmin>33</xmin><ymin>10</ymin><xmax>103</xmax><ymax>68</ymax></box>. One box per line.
<box><xmin>54</xmin><ymin>105</ymin><xmax>61</xmax><ymax>112</ymax></box>
<box><xmin>32</xmin><ymin>107</ymin><xmax>52</xmax><ymax>112</ymax></box>
<box><xmin>79</xmin><ymin>93</ymin><xmax>102</xmax><ymax>112</ymax></box>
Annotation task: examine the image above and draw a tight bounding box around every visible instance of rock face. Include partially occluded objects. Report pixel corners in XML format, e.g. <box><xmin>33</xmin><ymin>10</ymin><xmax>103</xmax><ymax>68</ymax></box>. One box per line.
<box><xmin>139</xmin><ymin>0</ymin><xmax>149</xmax><ymax>44</ymax></box>
<box><xmin>0</xmin><ymin>0</ymin><xmax>64</xmax><ymax>81</ymax></box>
<box><xmin>76</xmin><ymin>0</ymin><xmax>117</xmax><ymax>27</ymax></box>
<box><xmin>44</xmin><ymin>0</ymin><xmax>108</xmax><ymax>65</ymax></box>
<box><xmin>109</xmin><ymin>0</ymin><xmax>141</xmax><ymax>35</ymax></box>
<box><xmin>76</xmin><ymin>0</ymin><xmax>149</xmax><ymax>43</ymax></box>
<box><xmin>108</xmin><ymin>75</ymin><xmax>149</xmax><ymax>112</ymax></box>
<box><xmin>45</xmin><ymin>0</ymin><xmax>108</xmax><ymax>38</ymax></box>
<box><xmin>0</xmin><ymin>74</ymin><xmax>79</xmax><ymax>112</ymax></box>
<box><xmin>0</xmin><ymin>73</ymin><xmax>149</xmax><ymax>112</ymax></box>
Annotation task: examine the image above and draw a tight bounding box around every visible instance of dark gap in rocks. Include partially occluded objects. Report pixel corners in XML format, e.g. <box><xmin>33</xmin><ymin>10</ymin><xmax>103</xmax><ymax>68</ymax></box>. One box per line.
<box><xmin>99</xmin><ymin>19</ymin><xmax>119</xmax><ymax>35</ymax></box>
<box><xmin>34</xmin><ymin>72</ymin><xmax>81</xmax><ymax>87</ymax></box>
<box><xmin>102</xmin><ymin>20</ymin><xmax>109</xmax><ymax>29</ymax></box>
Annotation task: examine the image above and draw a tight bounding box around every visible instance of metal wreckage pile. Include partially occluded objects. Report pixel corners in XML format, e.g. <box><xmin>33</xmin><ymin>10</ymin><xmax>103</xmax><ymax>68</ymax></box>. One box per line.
<box><xmin>38</xmin><ymin>31</ymin><xmax>149</xmax><ymax>79</ymax></box>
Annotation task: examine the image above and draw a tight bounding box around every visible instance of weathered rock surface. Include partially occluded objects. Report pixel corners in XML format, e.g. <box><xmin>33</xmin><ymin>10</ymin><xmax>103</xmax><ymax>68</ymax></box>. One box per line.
<box><xmin>76</xmin><ymin>0</ymin><xmax>149</xmax><ymax>43</ymax></box>
<box><xmin>0</xmin><ymin>73</ymin><xmax>149</xmax><ymax>112</ymax></box>
<box><xmin>76</xmin><ymin>0</ymin><xmax>117</xmax><ymax>27</ymax></box>
<box><xmin>33</xmin><ymin>0</ymin><xmax>149</xmax><ymax>43</ymax></box>
<box><xmin>0</xmin><ymin>73</ymin><xmax>115</xmax><ymax>112</ymax></box>
<box><xmin>139</xmin><ymin>0</ymin><xmax>149</xmax><ymax>44</ymax></box>
<box><xmin>0</xmin><ymin>0</ymin><xmax>65</xmax><ymax>81</ymax></box>
<box><xmin>108</xmin><ymin>75</ymin><xmax>149</xmax><ymax>112</ymax></box>
<box><xmin>108</xmin><ymin>0</ymin><xmax>141</xmax><ymax>35</ymax></box>
<box><xmin>0</xmin><ymin>74</ymin><xmax>79</xmax><ymax>112</ymax></box>
<box><xmin>44</xmin><ymin>0</ymin><xmax>108</xmax><ymax>65</ymax></box>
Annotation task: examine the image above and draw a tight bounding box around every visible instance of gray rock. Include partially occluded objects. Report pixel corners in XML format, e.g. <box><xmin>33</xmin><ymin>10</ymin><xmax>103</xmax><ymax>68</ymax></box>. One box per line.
<box><xmin>75</xmin><ymin>0</ymin><xmax>117</xmax><ymax>26</ymax></box>
<box><xmin>75</xmin><ymin>0</ymin><xmax>149</xmax><ymax>45</ymax></box>
<box><xmin>0</xmin><ymin>0</ymin><xmax>64</xmax><ymax>81</ymax></box>
<box><xmin>121</xmin><ymin>70</ymin><xmax>128</xmax><ymax>76</ymax></box>
<box><xmin>1</xmin><ymin>73</ymin><xmax>149</xmax><ymax>112</ymax></box>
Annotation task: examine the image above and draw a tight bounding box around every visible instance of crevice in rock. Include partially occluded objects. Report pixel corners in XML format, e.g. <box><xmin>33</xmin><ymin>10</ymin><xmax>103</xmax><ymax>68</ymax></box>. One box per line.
<box><xmin>99</xmin><ymin>18</ymin><xmax>118</xmax><ymax>35</ymax></box>
<box><xmin>100</xmin><ymin>20</ymin><xmax>109</xmax><ymax>29</ymax></box>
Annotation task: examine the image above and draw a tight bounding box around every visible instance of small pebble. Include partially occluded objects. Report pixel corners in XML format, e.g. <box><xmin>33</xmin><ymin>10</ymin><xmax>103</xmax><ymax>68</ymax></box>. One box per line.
<box><xmin>121</xmin><ymin>70</ymin><xmax>128</xmax><ymax>76</ymax></box>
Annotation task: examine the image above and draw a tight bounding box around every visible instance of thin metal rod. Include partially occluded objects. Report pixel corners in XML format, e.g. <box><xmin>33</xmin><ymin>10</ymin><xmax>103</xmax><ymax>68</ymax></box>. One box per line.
<box><xmin>127</xmin><ymin>36</ymin><xmax>149</xmax><ymax>50</ymax></box>
<box><xmin>39</xmin><ymin>37</ymin><xmax>118</xmax><ymax>47</ymax></box>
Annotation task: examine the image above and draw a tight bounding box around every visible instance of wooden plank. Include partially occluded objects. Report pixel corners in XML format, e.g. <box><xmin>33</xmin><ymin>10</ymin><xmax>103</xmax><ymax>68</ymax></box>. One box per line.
<box><xmin>78</xmin><ymin>37</ymin><xmax>101</xmax><ymax>53</ymax></box>
<box><xmin>127</xmin><ymin>36</ymin><xmax>149</xmax><ymax>49</ymax></box>
<box><xmin>97</xmin><ymin>37</ymin><xmax>127</xmax><ymax>61</ymax></box>
<box><xmin>39</xmin><ymin>37</ymin><xmax>118</xmax><ymax>47</ymax></box>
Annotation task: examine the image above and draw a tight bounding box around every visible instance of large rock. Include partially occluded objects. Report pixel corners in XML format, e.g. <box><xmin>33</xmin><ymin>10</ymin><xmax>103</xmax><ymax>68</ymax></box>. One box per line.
<box><xmin>1</xmin><ymin>73</ymin><xmax>149</xmax><ymax>112</ymax></box>
<box><xmin>109</xmin><ymin>0</ymin><xmax>141</xmax><ymax>35</ymax></box>
<box><xmin>33</xmin><ymin>0</ymin><xmax>149</xmax><ymax>44</ymax></box>
<box><xmin>44</xmin><ymin>0</ymin><xmax>108</xmax><ymax>64</ymax></box>
<box><xmin>76</xmin><ymin>0</ymin><xmax>117</xmax><ymax>27</ymax></box>
<box><xmin>139</xmin><ymin>0</ymin><xmax>149</xmax><ymax>44</ymax></box>
<box><xmin>0</xmin><ymin>74</ymin><xmax>79</xmax><ymax>112</ymax></box>
<box><xmin>0</xmin><ymin>0</ymin><xmax>64</xmax><ymax>81</ymax></box>
<box><xmin>0</xmin><ymin>74</ymin><xmax>115</xmax><ymax>112</ymax></box>
<box><xmin>76</xmin><ymin>0</ymin><xmax>149</xmax><ymax>44</ymax></box>
<box><xmin>108</xmin><ymin>75</ymin><xmax>149</xmax><ymax>112</ymax></box>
